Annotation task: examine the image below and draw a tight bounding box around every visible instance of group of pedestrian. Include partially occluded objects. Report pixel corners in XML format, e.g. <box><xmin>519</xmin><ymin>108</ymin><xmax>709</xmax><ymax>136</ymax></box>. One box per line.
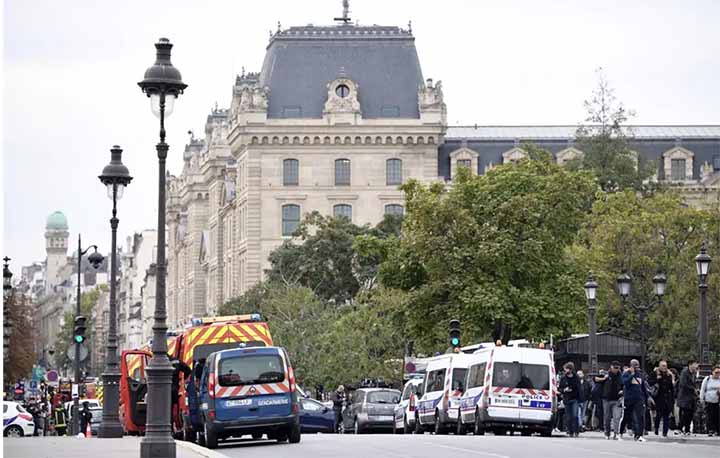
<box><xmin>558</xmin><ymin>359</ymin><xmax>720</xmax><ymax>442</ymax></box>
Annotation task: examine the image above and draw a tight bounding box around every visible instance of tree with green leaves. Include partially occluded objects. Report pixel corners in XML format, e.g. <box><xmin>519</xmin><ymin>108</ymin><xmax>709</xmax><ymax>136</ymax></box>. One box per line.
<box><xmin>573</xmin><ymin>68</ymin><xmax>656</xmax><ymax>192</ymax></box>
<box><xmin>570</xmin><ymin>190</ymin><xmax>720</xmax><ymax>365</ymax></box>
<box><xmin>265</xmin><ymin>212</ymin><xmax>403</xmax><ymax>304</ymax></box>
<box><xmin>54</xmin><ymin>287</ymin><xmax>101</xmax><ymax>374</ymax></box>
<box><xmin>380</xmin><ymin>147</ymin><xmax>599</xmax><ymax>350</ymax></box>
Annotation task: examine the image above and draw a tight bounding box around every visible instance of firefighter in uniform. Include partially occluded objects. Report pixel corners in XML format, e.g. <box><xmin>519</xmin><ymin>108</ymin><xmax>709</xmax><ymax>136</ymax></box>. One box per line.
<box><xmin>53</xmin><ymin>404</ymin><xmax>68</xmax><ymax>436</ymax></box>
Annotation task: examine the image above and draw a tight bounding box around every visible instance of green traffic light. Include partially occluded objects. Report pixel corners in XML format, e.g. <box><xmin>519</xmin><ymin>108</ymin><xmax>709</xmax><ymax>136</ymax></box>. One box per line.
<box><xmin>451</xmin><ymin>337</ymin><xmax>460</xmax><ymax>346</ymax></box>
<box><xmin>74</xmin><ymin>335</ymin><xmax>84</xmax><ymax>344</ymax></box>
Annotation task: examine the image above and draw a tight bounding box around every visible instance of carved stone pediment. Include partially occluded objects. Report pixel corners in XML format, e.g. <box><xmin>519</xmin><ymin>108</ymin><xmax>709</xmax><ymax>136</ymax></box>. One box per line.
<box><xmin>324</xmin><ymin>78</ymin><xmax>361</xmax><ymax>115</ymax></box>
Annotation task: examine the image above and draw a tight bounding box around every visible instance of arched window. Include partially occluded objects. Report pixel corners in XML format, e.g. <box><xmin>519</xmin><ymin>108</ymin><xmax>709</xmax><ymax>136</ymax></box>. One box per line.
<box><xmin>335</xmin><ymin>159</ymin><xmax>351</xmax><ymax>186</ymax></box>
<box><xmin>386</xmin><ymin>158</ymin><xmax>403</xmax><ymax>185</ymax></box>
<box><xmin>282</xmin><ymin>204</ymin><xmax>300</xmax><ymax>236</ymax></box>
<box><xmin>333</xmin><ymin>204</ymin><xmax>352</xmax><ymax>220</ymax></box>
<box><xmin>283</xmin><ymin>159</ymin><xmax>299</xmax><ymax>186</ymax></box>
<box><xmin>384</xmin><ymin>204</ymin><xmax>404</xmax><ymax>216</ymax></box>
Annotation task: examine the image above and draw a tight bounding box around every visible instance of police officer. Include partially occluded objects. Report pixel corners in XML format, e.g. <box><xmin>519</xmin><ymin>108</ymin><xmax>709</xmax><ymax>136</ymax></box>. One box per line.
<box><xmin>80</xmin><ymin>401</ymin><xmax>93</xmax><ymax>436</ymax></box>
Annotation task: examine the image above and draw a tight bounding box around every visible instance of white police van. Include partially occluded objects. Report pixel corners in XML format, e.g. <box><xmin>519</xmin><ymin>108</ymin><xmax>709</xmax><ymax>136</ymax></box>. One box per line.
<box><xmin>457</xmin><ymin>344</ymin><xmax>555</xmax><ymax>436</ymax></box>
<box><xmin>415</xmin><ymin>353</ymin><xmax>472</xmax><ymax>434</ymax></box>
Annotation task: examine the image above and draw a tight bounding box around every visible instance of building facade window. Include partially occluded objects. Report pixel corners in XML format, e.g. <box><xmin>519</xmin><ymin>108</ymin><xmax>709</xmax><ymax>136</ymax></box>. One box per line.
<box><xmin>671</xmin><ymin>159</ymin><xmax>686</xmax><ymax>181</ymax></box>
<box><xmin>282</xmin><ymin>204</ymin><xmax>301</xmax><ymax>236</ymax></box>
<box><xmin>386</xmin><ymin>158</ymin><xmax>403</xmax><ymax>185</ymax></box>
<box><xmin>384</xmin><ymin>204</ymin><xmax>404</xmax><ymax>216</ymax></box>
<box><xmin>283</xmin><ymin>159</ymin><xmax>299</xmax><ymax>186</ymax></box>
<box><xmin>333</xmin><ymin>204</ymin><xmax>352</xmax><ymax>220</ymax></box>
<box><xmin>335</xmin><ymin>159</ymin><xmax>351</xmax><ymax>186</ymax></box>
<box><xmin>457</xmin><ymin>159</ymin><xmax>472</xmax><ymax>169</ymax></box>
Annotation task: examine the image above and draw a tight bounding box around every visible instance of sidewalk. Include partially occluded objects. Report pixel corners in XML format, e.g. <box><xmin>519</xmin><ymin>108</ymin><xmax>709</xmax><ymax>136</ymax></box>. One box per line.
<box><xmin>2</xmin><ymin>436</ymin><xmax>225</xmax><ymax>458</ymax></box>
<box><xmin>578</xmin><ymin>430</ymin><xmax>720</xmax><ymax>445</ymax></box>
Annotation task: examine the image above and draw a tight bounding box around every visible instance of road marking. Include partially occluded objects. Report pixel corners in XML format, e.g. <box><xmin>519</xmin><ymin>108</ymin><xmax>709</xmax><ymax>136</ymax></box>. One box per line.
<box><xmin>432</xmin><ymin>443</ymin><xmax>511</xmax><ymax>458</ymax></box>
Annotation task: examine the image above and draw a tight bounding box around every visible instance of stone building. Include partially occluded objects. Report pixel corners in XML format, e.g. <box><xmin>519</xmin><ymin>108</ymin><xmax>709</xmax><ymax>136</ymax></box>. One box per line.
<box><xmin>164</xmin><ymin>16</ymin><xmax>720</xmax><ymax>327</ymax></box>
<box><xmin>116</xmin><ymin>230</ymin><xmax>158</xmax><ymax>350</ymax></box>
<box><xmin>27</xmin><ymin>211</ymin><xmax>109</xmax><ymax>371</ymax></box>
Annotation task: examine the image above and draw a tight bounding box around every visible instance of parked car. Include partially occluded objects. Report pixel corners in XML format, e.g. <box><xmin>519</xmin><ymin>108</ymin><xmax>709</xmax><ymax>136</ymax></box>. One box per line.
<box><xmin>342</xmin><ymin>388</ymin><xmax>401</xmax><ymax>434</ymax></box>
<box><xmin>393</xmin><ymin>378</ymin><xmax>424</xmax><ymax>434</ymax></box>
<box><xmin>299</xmin><ymin>398</ymin><xmax>336</xmax><ymax>433</ymax></box>
<box><xmin>3</xmin><ymin>401</ymin><xmax>35</xmax><ymax>437</ymax></box>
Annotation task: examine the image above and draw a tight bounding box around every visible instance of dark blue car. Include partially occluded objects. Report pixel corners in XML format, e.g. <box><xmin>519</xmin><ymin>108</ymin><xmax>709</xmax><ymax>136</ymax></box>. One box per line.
<box><xmin>299</xmin><ymin>398</ymin><xmax>336</xmax><ymax>433</ymax></box>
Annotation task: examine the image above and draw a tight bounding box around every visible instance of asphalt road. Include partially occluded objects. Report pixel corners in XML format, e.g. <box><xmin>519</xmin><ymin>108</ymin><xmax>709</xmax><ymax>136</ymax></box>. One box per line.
<box><xmin>209</xmin><ymin>432</ymin><xmax>720</xmax><ymax>458</ymax></box>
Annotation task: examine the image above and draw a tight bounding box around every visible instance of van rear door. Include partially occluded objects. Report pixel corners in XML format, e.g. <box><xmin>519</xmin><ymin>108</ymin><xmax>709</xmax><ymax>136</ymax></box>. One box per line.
<box><xmin>214</xmin><ymin>350</ymin><xmax>292</xmax><ymax>422</ymax></box>
<box><xmin>488</xmin><ymin>361</ymin><xmax>521</xmax><ymax>421</ymax></box>
<box><xmin>517</xmin><ymin>352</ymin><xmax>552</xmax><ymax>422</ymax></box>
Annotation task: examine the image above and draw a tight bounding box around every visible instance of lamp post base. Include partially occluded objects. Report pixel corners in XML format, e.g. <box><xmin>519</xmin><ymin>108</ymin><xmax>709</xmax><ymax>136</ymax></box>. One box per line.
<box><xmin>98</xmin><ymin>371</ymin><xmax>124</xmax><ymax>438</ymax></box>
<box><xmin>140</xmin><ymin>436</ymin><xmax>176</xmax><ymax>458</ymax></box>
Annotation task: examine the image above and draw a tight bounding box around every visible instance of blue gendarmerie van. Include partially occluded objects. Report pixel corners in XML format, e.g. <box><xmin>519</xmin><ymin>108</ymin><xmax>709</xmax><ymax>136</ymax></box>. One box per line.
<box><xmin>198</xmin><ymin>346</ymin><xmax>301</xmax><ymax>448</ymax></box>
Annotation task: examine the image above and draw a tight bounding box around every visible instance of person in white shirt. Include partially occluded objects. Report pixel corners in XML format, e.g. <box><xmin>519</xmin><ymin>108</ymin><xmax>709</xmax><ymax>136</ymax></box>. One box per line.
<box><xmin>700</xmin><ymin>366</ymin><xmax>720</xmax><ymax>437</ymax></box>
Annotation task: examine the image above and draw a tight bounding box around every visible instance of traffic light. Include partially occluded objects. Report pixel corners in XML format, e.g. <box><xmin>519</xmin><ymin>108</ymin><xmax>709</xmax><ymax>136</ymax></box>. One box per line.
<box><xmin>74</xmin><ymin>315</ymin><xmax>87</xmax><ymax>344</ymax></box>
<box><xmin>449</xmin><ymin>319</ymin><xmax>461</xmax><ymax>350</ymax></box>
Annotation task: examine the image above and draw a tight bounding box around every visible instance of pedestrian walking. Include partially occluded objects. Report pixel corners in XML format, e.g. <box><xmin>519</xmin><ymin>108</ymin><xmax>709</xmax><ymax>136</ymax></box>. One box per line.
<box><xmin>577</xmin><ymin>370</ymin><xmax>592</xmax><ymax>431</ymax></box>
<box><xmin>621</xmin><ymin>359</ymin><xmax>648</xmax><ymax>442</ymax></box>
<box><xmin>677</xmin><ymin>360</ymin><xmax>699</xmax><ymax>435</ymax></box>
<box><xmin>649</xmin><ymin>360</ymin><xmax>675</xmax><ymax>437</ymax></box>
<box><xmin>332</xmin><ymin>385</ymin><xmax>346</xmax><ymax>433</ymax></box>
<box><xmin>53</xmin><ymin>404</ymin><xmax>68</xmax><ymax>436</ymax></box>
<box><xmin>597</xmin><ymin>361</ymin><xmax>623</xmax><ymax>440</ymax></box>
<box><xmin>591</xmin><ymin>370</ymin><xmax>605</xmax><ymax>431</ymax></box>
<box><xmin>79</xmin><ymin>401</ymin><xmax>92</xmax><ymax>437</ymax></box>
<box><xmin>559</xmin><ymin>362</ymin><xmax>581</xmax><ymax>437</ymax></box>
<box><xmin>699</xmin><ymin>365</ymin><xmax>720</xmax><ymax>437</ymax></box>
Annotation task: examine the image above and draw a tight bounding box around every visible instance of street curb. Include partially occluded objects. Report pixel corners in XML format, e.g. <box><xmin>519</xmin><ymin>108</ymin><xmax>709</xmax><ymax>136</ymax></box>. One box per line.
<box><xmin>175</xmin><ymin>440</ymin><xmax>226</xmax><ymax>458</ymax></box>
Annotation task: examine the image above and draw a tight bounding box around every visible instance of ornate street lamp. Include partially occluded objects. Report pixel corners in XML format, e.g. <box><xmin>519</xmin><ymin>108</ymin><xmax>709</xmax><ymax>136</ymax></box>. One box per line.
<box><xmin>138</xmin><ymin>37</ymin><xmax>187</xmax><ymax>458</ymax></box>
<box><xmin>695</xmin><ymin>243</ymin><xmax>712</xmax><ymax>375</ymax></box>
<box><xmin>71</xmin><ymin>237</ymin><xmax>104</xmax><ymax>434</ymax></box>
<box><xmin>584</xmin><ymin>272</ymin><xmax>599</xmax><ymax>374</ymax></box>
<box><xmin>98</xmin><ymin>145</ymin><xmax>132</xmax><ymax>438</ymax></box>
<box><xmin>615</xmin><ymin>269</ymin><xmax>666</xmax><ymax>371</ymax></box>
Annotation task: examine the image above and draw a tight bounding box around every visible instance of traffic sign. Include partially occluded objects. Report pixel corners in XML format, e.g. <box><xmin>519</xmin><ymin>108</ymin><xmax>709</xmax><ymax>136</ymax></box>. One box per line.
<box><xmin>66</xmin><ymin>343</ymin><xmax>88</xmax><ymax>362</ymax></box>
<box><xmin>46</xmin><ymin>370</ymin><xmax>59</xmax><ymax>387</ymax></box>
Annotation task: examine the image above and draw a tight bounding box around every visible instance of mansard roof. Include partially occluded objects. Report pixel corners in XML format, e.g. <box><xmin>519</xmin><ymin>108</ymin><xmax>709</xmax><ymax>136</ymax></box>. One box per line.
<box><xmin>259</xmin><ymin>24</ymin><xmax>423</xmax><ymax>119</ymax></box>
<box><xmin>447</xmin><ymin>125</ymin><xmax>720</xmax><ymax>140</ymax></box>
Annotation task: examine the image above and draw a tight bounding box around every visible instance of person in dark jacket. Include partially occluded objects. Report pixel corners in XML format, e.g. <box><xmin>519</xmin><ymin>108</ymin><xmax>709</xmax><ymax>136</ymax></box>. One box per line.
<box><xmin>622</xmin><ymin>362</ymin><xmax>648</xmax><ymax>441</ymax></box>
<box><xmin>577</xmin><ymin>370</ymin><xmax>592</xmax><ymax>431</ymax></box>
<box><xmin>597</xmin><ymin>361</ymin><xmax>623</xmax><ymax>439</ymax></box>
<box><xmin>591</xmin><ymin>370</ymin><xmax>605</xmax><ymax>431</ymax></box>
<box><xmin>332</xmin><ymin>385</ymin><xmax>346</xmax><ymax>432</ymax></box>
<box><xmin>649</xmin><ymin>360</ymin><xmax>675</xmax><ymax>437</ymax></box>
<box><xmin>676</xmin><ymin>360</ymin><xmax>699</xmax><ymax>435</ymax></box>
<box><xmin>559</xmin><ymin>362</ymin><xmax>581</xmax><ymax>437</ymax></box>
<box><xmin>80</xmin><ymin>401</ymin><xmax>93</xmax><ymax>436</ymax></box>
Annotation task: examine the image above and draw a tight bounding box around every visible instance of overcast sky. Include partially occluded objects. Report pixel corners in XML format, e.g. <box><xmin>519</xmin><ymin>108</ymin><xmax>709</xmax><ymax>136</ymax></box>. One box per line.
<box><xmin>3</xmin><ymin>0</ymin><xmax>720</xmax><ymax>272</ymax></box>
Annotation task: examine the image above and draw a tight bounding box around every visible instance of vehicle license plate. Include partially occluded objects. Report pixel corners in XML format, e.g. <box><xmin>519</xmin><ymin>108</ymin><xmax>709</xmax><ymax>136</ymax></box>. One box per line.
<box><xmin>225</xmin><ymin>398</ymin><xmax>252</xmax><ymax>407</ymax></box>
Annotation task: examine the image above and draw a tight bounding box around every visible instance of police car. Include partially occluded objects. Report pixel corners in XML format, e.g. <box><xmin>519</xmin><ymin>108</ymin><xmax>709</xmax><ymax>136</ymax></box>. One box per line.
<box><xmin>3</xmin><ymin>401</ymin><xmax>35</xmax><ymax>437</ymax></box>
<box><xmin>198</xmin><ymin>346</ymin><xmax>301</xmax><ymax>448</ymax></box>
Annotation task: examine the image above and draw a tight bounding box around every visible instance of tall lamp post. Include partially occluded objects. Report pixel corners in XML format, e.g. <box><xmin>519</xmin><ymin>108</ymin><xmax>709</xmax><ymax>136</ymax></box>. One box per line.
<box><xmin>616</xmin><ymin>270</ymin><xmax>667</xmax><ymax>371</ymax></box>
<box><xmin>3</xmin><ymin>257</ymin><xmax>13</xmax><ymax>361</ymax></box>
<box><xmin>584</xmin><ymin>272</ymin><xmax>599</xmax><ymax>374</ymax></box>
<box><xmin>695</xmin><ymin>243</ymin><xmax>712</xmax><ymax>376</ymax></box>
<box><xmin>138</xmin><ymin>37</ymin><xmax>187</xmax><ymax>458</ymax></box>
<box><xmin>72</xmin><ymin>237</ymin><xmax>104</xmax><ymax>435</ymax></box>
<box><xmin>98</xmin><ymin>145</ymin><xmax>133</xmax><ymax>438</ymax></box>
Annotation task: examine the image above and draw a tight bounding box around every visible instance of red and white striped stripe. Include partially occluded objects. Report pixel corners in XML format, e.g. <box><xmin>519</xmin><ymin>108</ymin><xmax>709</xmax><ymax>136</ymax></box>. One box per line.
<box><xmin>215</xmin><ymin>381</ymin><xmax>291</xmax><ymax>398</ymax></box>
<box><xmin>491</xmin><ymin>387</ymin><xmax>550</xmax><ymax>397</ymax></box>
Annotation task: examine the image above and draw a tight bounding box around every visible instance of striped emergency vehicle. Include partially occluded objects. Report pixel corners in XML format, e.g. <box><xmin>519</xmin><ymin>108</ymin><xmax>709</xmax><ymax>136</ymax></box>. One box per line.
<box><xmin>458</xmin><ymin>344</ymin><xmax>556</xmax><ymax>436</ymax></box>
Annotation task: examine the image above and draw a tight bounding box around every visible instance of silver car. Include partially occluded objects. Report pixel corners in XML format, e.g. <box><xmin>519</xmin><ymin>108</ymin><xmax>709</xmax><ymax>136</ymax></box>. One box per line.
<box><xmin>342</xmin><ymin>388</ymin><xmax>401</xmax><ymax>434</ymax></box>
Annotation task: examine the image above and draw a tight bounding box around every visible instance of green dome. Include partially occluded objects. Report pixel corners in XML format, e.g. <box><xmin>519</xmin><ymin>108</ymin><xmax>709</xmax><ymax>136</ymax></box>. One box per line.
<box><xmin>46</xmin><ymin>211</ymin><xmax>68</xmax><ymax>230</ymax></box>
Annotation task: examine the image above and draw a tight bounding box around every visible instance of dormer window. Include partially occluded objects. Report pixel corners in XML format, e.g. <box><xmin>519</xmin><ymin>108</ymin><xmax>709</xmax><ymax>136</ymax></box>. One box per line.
<box><xmin>335</xmin><ymin>84</ymin><xmax>350</xmax><ymax>98</ymax></box>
